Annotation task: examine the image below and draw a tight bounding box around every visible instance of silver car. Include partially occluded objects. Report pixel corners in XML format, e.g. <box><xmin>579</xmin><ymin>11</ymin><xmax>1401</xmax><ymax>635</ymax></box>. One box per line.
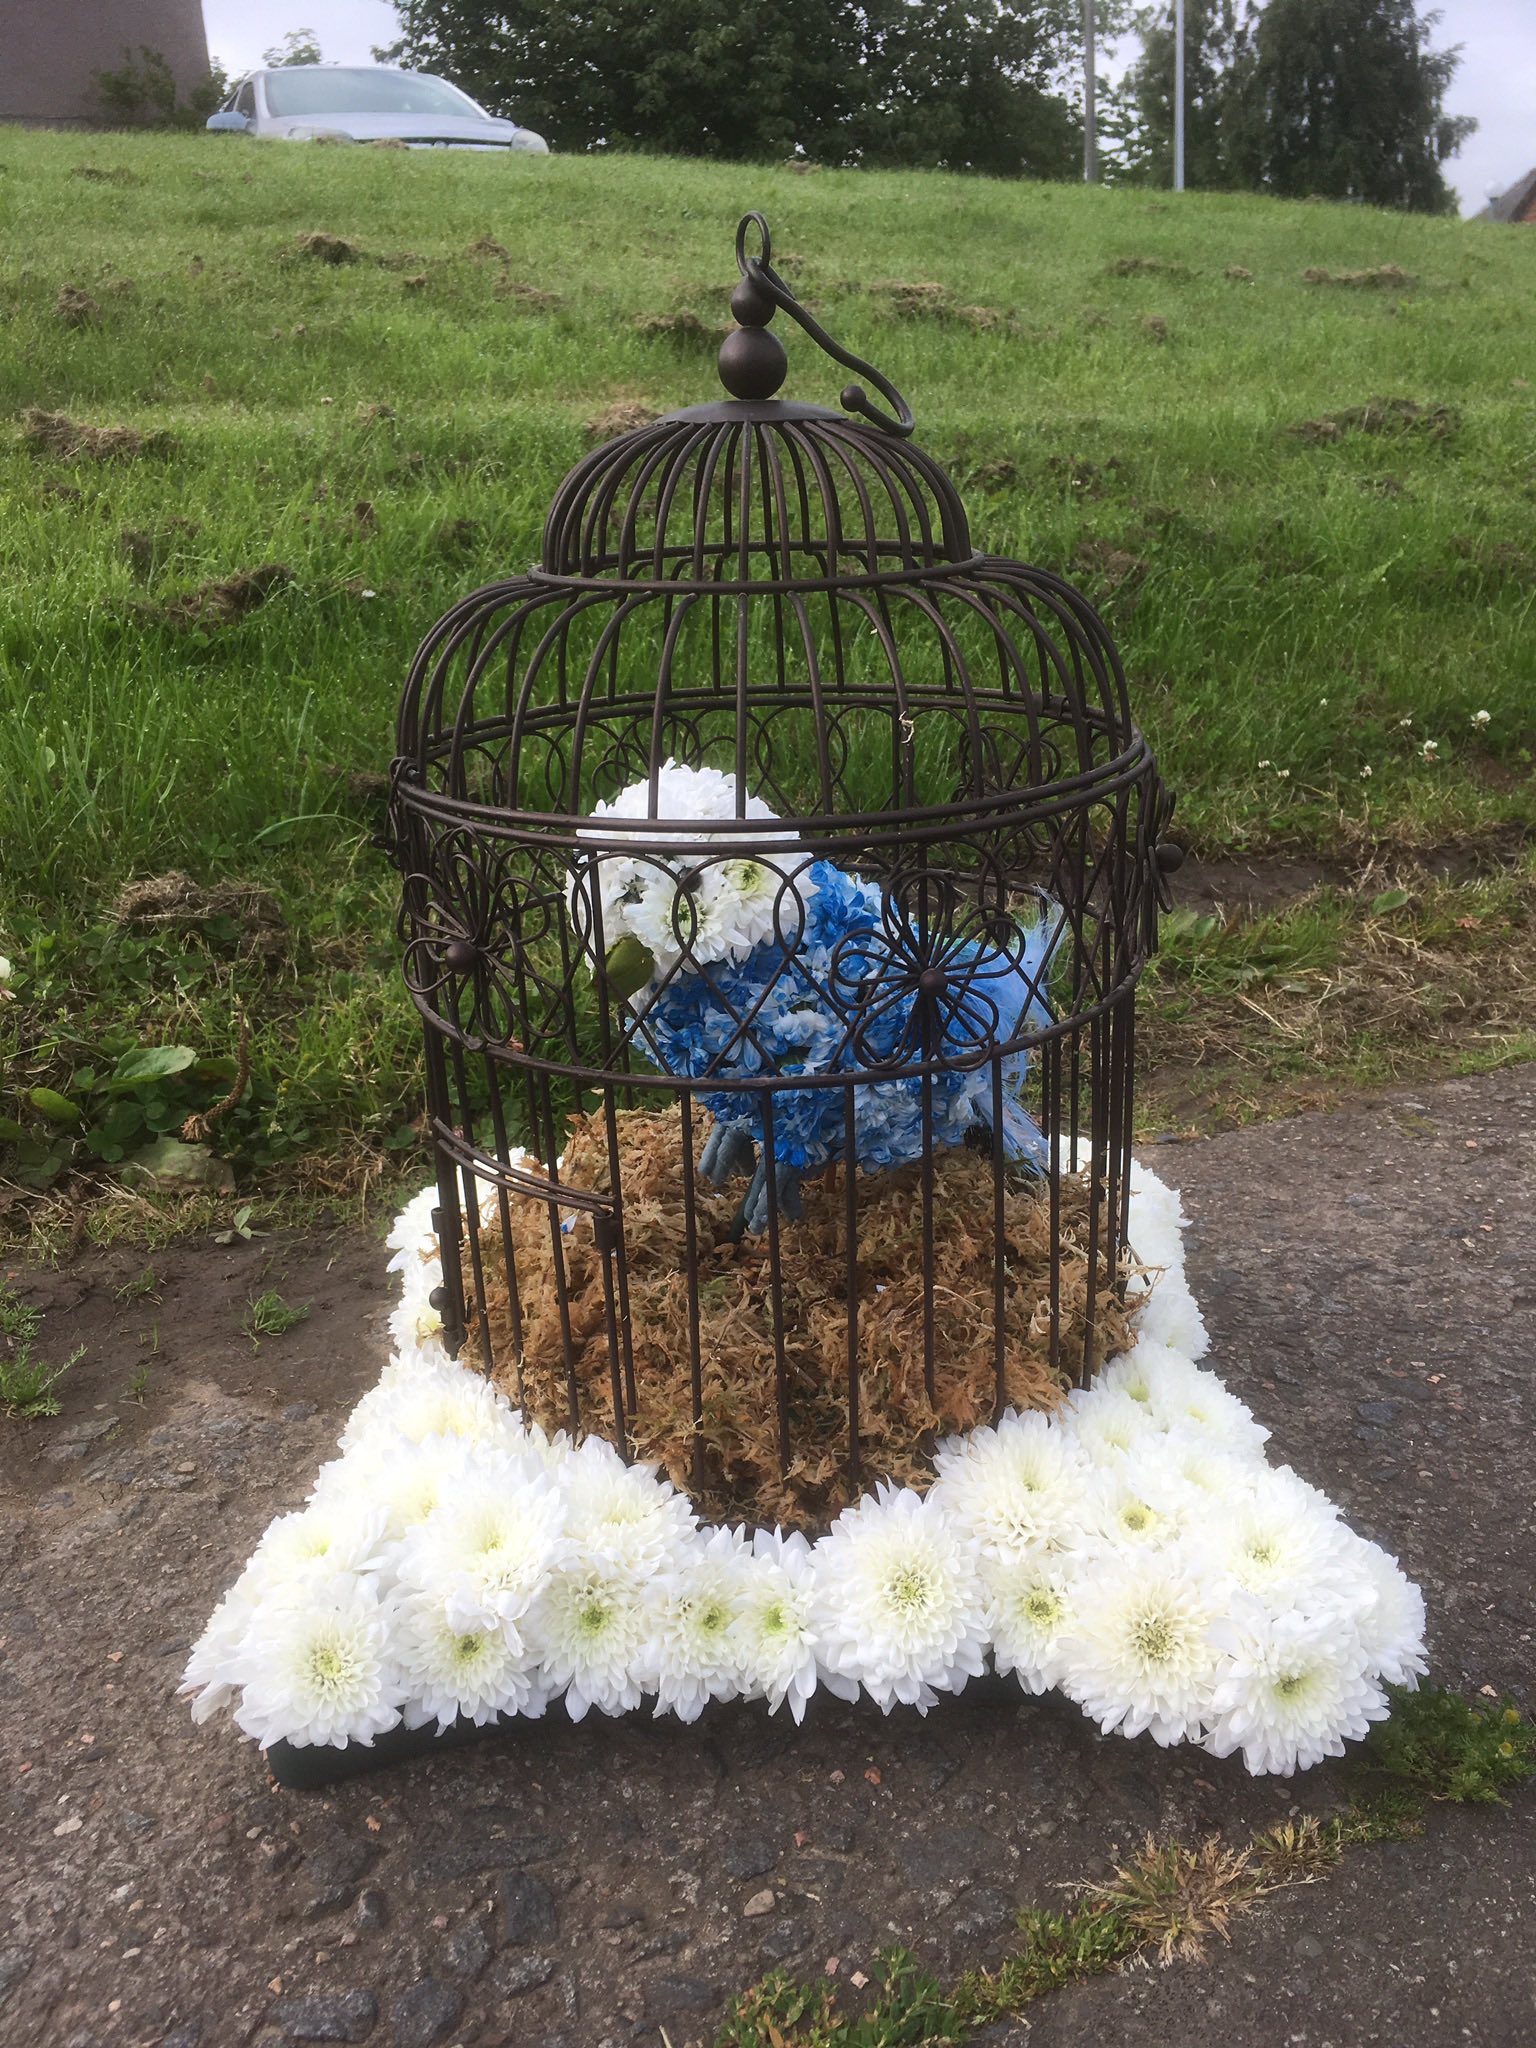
<box><xmin>206</xmin><ymin>65</ymin><xmax>549</xmax><ymax>154</ymax></box>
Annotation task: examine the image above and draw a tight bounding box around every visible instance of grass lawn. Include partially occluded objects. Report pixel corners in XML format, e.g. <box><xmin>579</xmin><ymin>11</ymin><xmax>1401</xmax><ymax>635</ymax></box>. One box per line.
<box><xmin>2</xmin><ymin>129</ymin><xmax>1533</xmax><ymax>1229</ymax></box>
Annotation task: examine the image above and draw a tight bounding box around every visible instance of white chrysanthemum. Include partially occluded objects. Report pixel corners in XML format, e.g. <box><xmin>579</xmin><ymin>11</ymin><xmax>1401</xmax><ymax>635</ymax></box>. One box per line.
<box><xmin>310</xmin><ymin>1440</ymin><xmax>465</xmax><ymax>1540</ymax></box>
<box><xmin>1066</xmin><ymin>1466</ymin><xmax>1187</xmax><ymax>1555</ymax></box>
<box><xmin>1204</xmin><ymin>1604</ymin><xmax>1390</xmax><ymax>1775</ymax></box>
<box><xmin>245</xmin><ymin>1499</ymin><xmax>393</xmax><ymax>1589</ymax></box>
<box><xmin>384</xmin><ymin>1183</ymin><xmax>441</xmax><ymax>1274</ymax></box>
<box><xmin>1133</xmin><ymin>1270</ymin><xmax>1209</xmax><ymax>1360</ymax></box>
<box><xmin>1146</xmin><ymin>1364</ymin><xmax>1269</xmax><ymax>1458</ymax></box>
<box><xmin>180</xmin><ymin>1581</ymin><xmax>258</xmax><ymax>1724</ymax></box>
<box><xmin>234</xmin><ymin>1576</ymin><xmax>404</xmax><ymax>1749</ymax></box>
<box><xmin>1197</xmin><ymin>1467</ymin><xmax>1354</xmax><ymax>1607</ymax></box>
<box><xmin>929</xmin><ymin>1408</ymin><xmax>1091</xmax><ymax>1563</ymax></box>
<box><xmin>640</xmin><ymin>1526</ymin><xmax>752</xmax><ymax>1723</ymax></box>
<box><xmin>1157</xmin><ymin>1425</ymin><xmax>1254</xmax><ymax>1505</ymax></box>
<box><xmin>395</xmin><ymin>1586</ymin><xmax>550</xmax><ymax>1732</ymax></box>
<box><xmin>387</xmin><ymin>1294</ymin><xmax>449</xmax><ymax>1361</ymax></box>
<box><xmin>984</xmin><ymin>1556</ymin><xmax>1077</xmax><ymax>1696</ymax></box>
<box><xmin>1057</xmin><ymin>1383</ymin><xmax>1161</xmax><ymax>1467</ymax></box>
<box><xmin>1338</xmin><ymin>1534</ymin><xmax>1429</xmax><ymax>1688</ymax></box>
<box><xmin>811</xmin><ymin>1484</ymin><xmax>988</xmax><ymax>1713</ymax></box>
<box><xmin>531</xmin><ymin>1562</ymin><xmax>652</xmax><ymax>1721</ymax></box>
<box><xmin>396</xmin><ymin>1454</ymin><xmax>571</xmax><ymax>1642</ymax></box>
<box><xmin>1057</xmin><ymin>1549</ymin><xmax>1224</xmax><ymax>1745</ymax></box>
<box><xmin>1124</xmin><ymin>1167</ymin><xmax>1187</xmax><ymax>1281</ymax></box>
<box><xmin>737</xmin><ymin>1528</ymin><xmax>837</xmax><ymax>1723</ymax></box>
<box><xmin>560</xmin><ymin>1435</ymin><xmax>697</xmax><ymax>1580</ymax></box>
<box><xmin>340</xmin><ymin>1359</ymin><xmax>523</xmax><ymax>1457</ymax></box>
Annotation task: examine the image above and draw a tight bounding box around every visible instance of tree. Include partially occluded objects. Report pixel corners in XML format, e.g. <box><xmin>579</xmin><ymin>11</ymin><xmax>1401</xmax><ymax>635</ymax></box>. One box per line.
<box><xmin>1121</xmin><ymin>0</ymin><xmax>1474</xmax><ymax>211</ymax></box>
<box><xmin>263</xmin><ymin>29</ymin><xmax>324</xmax><ymax>67</ymax></box>
<box><xmin>1226</xmin><ymin>0</ymin><xmax>1474</xmax><ymax>213</ymax></box>
<box><xmin>376</xmin><ymin>0</ymin><xmax>1084</xmax><ymax>171</ymax></box>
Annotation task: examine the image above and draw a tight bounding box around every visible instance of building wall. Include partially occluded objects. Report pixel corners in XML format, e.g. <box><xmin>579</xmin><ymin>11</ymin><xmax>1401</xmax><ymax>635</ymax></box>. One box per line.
<box><xmin>0</xmin><ymin>0</ymin><xmax>210</xmax><ymax>127</ymax></box>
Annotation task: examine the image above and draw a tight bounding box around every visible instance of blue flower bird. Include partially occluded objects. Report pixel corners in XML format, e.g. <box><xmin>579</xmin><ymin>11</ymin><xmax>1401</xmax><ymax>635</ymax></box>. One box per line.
<box><xmin>574</xmin><ymin>769</ymin><xmax>1060</xmax><ymax>1235</ymax></box>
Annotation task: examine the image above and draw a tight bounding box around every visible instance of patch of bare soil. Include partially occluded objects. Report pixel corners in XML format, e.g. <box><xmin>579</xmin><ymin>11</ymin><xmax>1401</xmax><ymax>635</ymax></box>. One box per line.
<box><xmin>111</xmin><ymin>872</ymin><xmax>287</xmax><ymax>961</ymax></box>
<box><xmin>633</xmin><ymin>308</ymin><xmax>728</xmax><ymax>349</ymax></box>
<box><xmin>1302</xmin><ymin>264</ymin><xmax>1416</xmax><ymax>288</ymax></box>
<box><xmin>158</xmin><ymin>563</ymin><xmax>292</xmax><ymax>630</ymax></box>
<box><xmin>1107</xmin><ymin>256</ymin><xmax>1191</xmax><ymax>278</ymax></box>
<box><xmin>494</xmin><ymin>278</ymin><xmax>561</xmax><ymax>311</ymax></box>
<box><xmin>584</xmin><ymin>397</ymin><xmax>660</xmax><ymax>439</ymax></box>
<box><xmin>1292</xmin><ymin>396</ymin><xmax>1459</xmax><ymax>444</ymax></box>
<box><xmin>295</xmin><ymin>232</ymin><xmax>359</xmax><ymax>265</ymax></box>
<box><xmin>54</xmin><ymin>286</ymin><xmax>102</xmax><ymax>327</ymax></box>
<box><xmin>71</xmin><ymin>164</ymin><xmax>138</xmax><ymax>185</ymax></box>
<box><xmin>2</xmin><ymin>1072</ymin><xmax>1534</xmax><ymax>2047</ymax></box>
<box><xmin>867</xmin><ymin>278</ymin><xmax>1010</xmax><ymax>330</ymax></box>
<box><xmin>19</xmin><ymin>409</ymin><xmax>174</xmax><ymax>462</ymax></box>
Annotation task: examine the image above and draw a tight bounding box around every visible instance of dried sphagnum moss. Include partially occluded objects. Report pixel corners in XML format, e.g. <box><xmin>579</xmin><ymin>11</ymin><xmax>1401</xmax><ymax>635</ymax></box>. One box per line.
<box><xmin>471</xmin><ymin>1107</ymin><xmax>1134</xmax><ymax>1529</ymax></box>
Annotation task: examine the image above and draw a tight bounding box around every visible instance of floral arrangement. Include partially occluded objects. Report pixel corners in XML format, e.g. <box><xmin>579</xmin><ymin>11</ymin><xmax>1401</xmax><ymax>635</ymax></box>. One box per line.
<box><xmin>182</xmin><ymin>1162</ymin><xmax>1426</xmax><ymax>1777</ymax></box>
<box><xmin>571</xmin><ymin>763</ymin><xmax>1058</xmax><ymax>1227</ymax></box>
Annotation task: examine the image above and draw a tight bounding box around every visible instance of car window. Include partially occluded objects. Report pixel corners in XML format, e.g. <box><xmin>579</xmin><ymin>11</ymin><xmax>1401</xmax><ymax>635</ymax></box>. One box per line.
<box><xmin>262</xmin><ymin>68</ymin><xmax>484</xmax><ymax>120</ymax></box>
<box><xmin>234</xmin><ymin>81</ymin><xmax>257</xmax><ymax>118</ymax></box>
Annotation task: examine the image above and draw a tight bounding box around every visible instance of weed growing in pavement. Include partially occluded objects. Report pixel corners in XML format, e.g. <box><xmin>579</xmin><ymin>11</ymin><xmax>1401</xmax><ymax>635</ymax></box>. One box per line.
<box><xmin>241</xmin><ymin>1289</ymin><xmax>312</xmax><ymax>1347</ymax></box>
<box><xmin>0</xmin><ymin>1281</ymin><xmax>84</xmax><ymax>1417</ymax></box>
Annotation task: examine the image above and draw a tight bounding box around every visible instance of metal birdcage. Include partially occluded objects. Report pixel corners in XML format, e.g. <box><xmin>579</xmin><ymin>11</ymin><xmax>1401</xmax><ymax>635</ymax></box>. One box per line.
<box><xmin>388</xmin><ymin>212</ymin><xmax>1180</xmax><ymax>1527</ymax></box>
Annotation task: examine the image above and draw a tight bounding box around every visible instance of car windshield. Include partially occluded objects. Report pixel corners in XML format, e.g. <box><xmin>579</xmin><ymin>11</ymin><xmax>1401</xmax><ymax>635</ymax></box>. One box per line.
<box><xmin>263</xmin><ymin>68</ymin><xmax>483</xmax><ymax>120</ymax></box>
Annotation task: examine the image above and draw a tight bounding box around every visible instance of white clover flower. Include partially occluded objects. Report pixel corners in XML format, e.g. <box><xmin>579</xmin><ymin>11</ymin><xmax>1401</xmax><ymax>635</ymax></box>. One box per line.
<box><xmin>530</xmin><ymin>1561</ymin><xmax>652</xmax><ymax>1720</ymax></box>
<box><xmin>395</xmin><ymin>1585</ymin><xmax>551</xmax><ymax>1732</ymax></box>
<box><xmin>640</xmin><ymin>1525</ymin><xmax>753</xmax><ymax>1723</ymax></box>
<box><xmin>560</xmin><ymin>1435</ymin><xmax>697</xmax><ymax>1580</ymax></box>
<box><xmin>1360</xmin><ymin>764</ymin><xmax>1373</xmax><ymax>779</ymax></box>
<box><xmin>984</xmin><ymin>1556</ymin><xmax>1076</xmax><ymax>1696</ymax></box>
<box><xmin>930</xmin><ymin>1408</ymin><xmax>1090</xmax><ymax>1563</ymax></box>
<box><xmin>1204</xmin><ymin>1604</ymin><xmax>1389</xmax><ymax>1775</ymax></box>
<box><xmin>737</xmin><ymin>1528</ymin><xmax>835</xmax><ymax>1723</ymax></box>
<box><xmin>1337</xmin><ymin>1534</ymin><xmax>1429</xmax><ymax>1688</ymax></box>
<box><xmin>396</xmin><ymin>1453</ymin><xmax>571</xmax><ymax>1644</ymax></box>
<box><xmin>1472</xmin><ymin>709</ymin><xmax>1491</xmax><ymax>730</ymax></box>
<box><xmin>234</xmin><ymin>1575</ymin><xmax>404</xmax><ymax>1750</ymax></box>
<box><xmin>811</xmin><ymin>1484</ymin><xmax>988</xmax><ymax>1713</ymax></box>
<box><xmin>1420</xmin><ymin>738</ymin><xmax>1440</xmax><ymax>763</ymax></box>
<box><xmin>246</xmin><ymin>1499</ymin><xmax>393</xmax><ymax>1589</ymax></box>
<box><xmin>1057</xmin><ymin>1383</ymin><xmax>1161</xmax><ymax>1467</ymax></box>
<box><xmin>1057</xmin><ymin>1548</ymin><xmax>1225</xmax><ymax>1745</ymax></box>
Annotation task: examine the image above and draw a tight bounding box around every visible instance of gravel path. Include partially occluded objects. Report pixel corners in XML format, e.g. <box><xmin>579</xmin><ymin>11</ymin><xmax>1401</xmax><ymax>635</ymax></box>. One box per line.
<box><xmin>2</xmin><ymin>1067</ymin><xmax>1532</xmax><ymax>2048</ymax></box>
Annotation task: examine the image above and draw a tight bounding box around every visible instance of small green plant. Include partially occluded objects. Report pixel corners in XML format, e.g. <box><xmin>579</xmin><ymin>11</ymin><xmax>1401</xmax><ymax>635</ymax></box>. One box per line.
<box><xmin>123</xmin><ymin>1362</ymin><xmax>152</xmax><ymax>1404</ymax></box>
<box><xmin>213</xmin><ymin>1204</ymin><xmax>261</xmax><ymax>1246</ymax></box>
<box><xmin>242</xmin><ymin>1289</ymin><xmax>312</xmax><ymax>1347</ymax></box>
<box><xmin>0</xmin><ymin>1283</ymin><xmax>84</xmax><ymax>1418</ymax></box>
<box><xmin>2</xmin><ymin>1037</ymin><xmax>238</xmax><ymax>1189</ymax></box>
<box><xmin>1364</xmin><ymin>1683</ymin><xmax>1536</xmax><ymax>1803</ymax></box>
<box><xmin>114</xmin><ymin>1265</ymin><xmax>162</xmax><ymax>1303</ymax></box>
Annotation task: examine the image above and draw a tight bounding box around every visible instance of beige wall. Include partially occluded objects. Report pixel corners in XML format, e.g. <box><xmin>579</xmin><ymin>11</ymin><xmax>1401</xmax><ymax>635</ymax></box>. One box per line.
<box><xmin>0</xmin><ymin>0</ymin><xmax>211</xmax><ymax>126</ymax></box>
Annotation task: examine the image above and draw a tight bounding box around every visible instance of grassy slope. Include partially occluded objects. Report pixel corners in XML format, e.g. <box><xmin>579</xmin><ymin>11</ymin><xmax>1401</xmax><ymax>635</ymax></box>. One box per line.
<box><xmin>1</xmin><ymin>131</ymin><xmax>1533</xmax><ymax>1201</ymax></box>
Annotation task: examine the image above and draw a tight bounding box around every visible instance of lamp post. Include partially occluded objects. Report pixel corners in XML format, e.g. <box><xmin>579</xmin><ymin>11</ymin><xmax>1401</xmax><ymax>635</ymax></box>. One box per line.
<box><xmin>1173</xmin><ymin>0</ymin><xmax>1186</xmax><ymax>191</ymax></box>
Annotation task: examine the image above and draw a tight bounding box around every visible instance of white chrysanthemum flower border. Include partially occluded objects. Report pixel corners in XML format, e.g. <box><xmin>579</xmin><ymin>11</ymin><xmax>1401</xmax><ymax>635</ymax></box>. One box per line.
<box><xmin>183</xmin><ymin>1161</ymin><xmax>1427</xmax><ymax>1776</ymax></box>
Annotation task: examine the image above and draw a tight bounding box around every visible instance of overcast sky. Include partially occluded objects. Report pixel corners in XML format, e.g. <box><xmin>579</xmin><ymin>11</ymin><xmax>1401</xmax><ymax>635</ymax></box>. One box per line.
<box><xmin>201</xmin><ymin>0</ymin><xmax>1535</xmax><ymax>215</ymax></box>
